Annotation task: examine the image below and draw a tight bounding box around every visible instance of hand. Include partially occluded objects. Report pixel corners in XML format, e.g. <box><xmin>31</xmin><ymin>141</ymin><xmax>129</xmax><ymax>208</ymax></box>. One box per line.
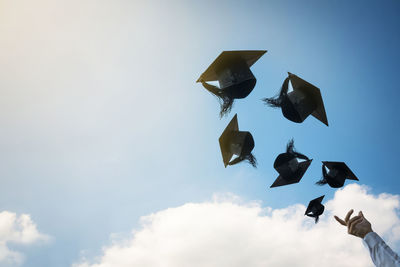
<box><xmin>334</xmin><ymin>209</ymin><xmax>373</xmax><ymax>238</ymax></box>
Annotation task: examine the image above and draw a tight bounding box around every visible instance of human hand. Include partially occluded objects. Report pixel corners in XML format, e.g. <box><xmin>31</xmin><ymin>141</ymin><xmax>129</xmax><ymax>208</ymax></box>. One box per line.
<box><xmin>334</xmin><ymin>209</ymin><xmax>373</xmax><ymax>239</ymax></box>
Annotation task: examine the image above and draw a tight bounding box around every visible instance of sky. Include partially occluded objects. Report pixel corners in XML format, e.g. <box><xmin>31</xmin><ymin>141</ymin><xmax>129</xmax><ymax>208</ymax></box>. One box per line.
<box><xmin>0</xmin><ymin>0</ymin><xmax>399</xmax><ymax>266</ymax></box>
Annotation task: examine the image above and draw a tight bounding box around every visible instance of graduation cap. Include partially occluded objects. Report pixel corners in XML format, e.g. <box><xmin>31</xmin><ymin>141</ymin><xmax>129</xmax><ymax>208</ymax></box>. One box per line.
<box><xmin>270</xmin><ymin>139</ymin><xmax>312</xmax><ymax>188</ymax></box>
<box><xmin>197</xmin><ymin>50</ymin><xmax>267</xmax><ymax>117</ymax></box>
<box><xmin>316</xmin><ymin>161</ymin><xmax>359</xmax><ymax>188</ymax></box>
<box><xmin>305</xmin><ymin>195</ymin><xmax>325</xmax><ymax>223</ymax></box>
<box><xmin>263</xmin><ymin>72</ymin><xmax>328</xmax><ymax>126</ymax></box>
<box><xmin>219</xmin><ymin>114</ymin><xmax>257</xmax><ymax>168</ymax></box>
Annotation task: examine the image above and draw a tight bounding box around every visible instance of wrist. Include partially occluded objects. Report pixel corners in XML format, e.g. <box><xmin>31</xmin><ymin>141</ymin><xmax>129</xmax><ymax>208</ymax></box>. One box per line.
<box><xmin>360</xmin><ymin>229</ymin><xmax>373</xmax><ymax>239</ymax></box>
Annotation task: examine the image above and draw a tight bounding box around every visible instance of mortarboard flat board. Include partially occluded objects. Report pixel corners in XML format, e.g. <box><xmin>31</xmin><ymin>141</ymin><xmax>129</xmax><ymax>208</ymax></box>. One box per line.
<box><xmin>288</xmin><ymin>72</ymin><xmax>329</xmax><ymax>126</ymax></box>
<box><xmin>219</xmin><ymin>114</ymin><xmax>239</xmax><ymax>167</ymax></box>
<box><xmin>322</xmin><ymin>161</ymin><xmax>358</xmax><ymax>181</ymax></box>
<box><xmin>197</xmin><ymin>50</ymin><xmax>267</xmax><ymax>83</ymax></box>
<box><xmin>270</xmin><ymin>159</ymin><xmax>312</xmax><ymax>188</ymax></box>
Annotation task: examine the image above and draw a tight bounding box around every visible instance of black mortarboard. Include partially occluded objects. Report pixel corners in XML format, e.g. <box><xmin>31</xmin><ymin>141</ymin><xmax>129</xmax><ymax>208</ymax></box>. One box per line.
<box><xmin>263</xmin><ymin>72</ymin><xmax>328</xmax><ymax>126</ymax></box>
<box><xmin>305</xmin><ymin>195</ymin><xmax>325</xmax><ymax>223</ymax></box>
<box><xmin>270</xmin><ymin>139</ymin><xmax>312</xmax><ymax>188</ymax></box>
<box><xmin>219</xmin><ymin>114</ymin><xmax>257</xmax><ymax>168</ymax></box>
<box><xmin>316</xmin><ymin>161</ymin><xmax>359</xmax><ymax>188</ymax></box>
<box><xmin>197</xmin><ymin>50</ymin><xmax>267</xmax><ymax>117</ymax></box>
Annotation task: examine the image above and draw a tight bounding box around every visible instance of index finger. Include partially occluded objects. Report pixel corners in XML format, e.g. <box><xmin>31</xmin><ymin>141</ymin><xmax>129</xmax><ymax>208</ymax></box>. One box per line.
<box><xmin>334</xmin><ymin>216</ymin><xmax>347</xmax><ymax>226</ymax></box>
<box><xmin>345</xmin><ymin>209</ymin><xmax>354</xmax><ymax>223</ymax></box>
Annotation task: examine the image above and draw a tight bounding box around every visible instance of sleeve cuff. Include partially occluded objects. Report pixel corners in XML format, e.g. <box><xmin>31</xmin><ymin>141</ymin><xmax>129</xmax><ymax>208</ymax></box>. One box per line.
<box><xmin>363</xmin><ymin>232</ymin><xmax>382</xmax><ymax>248</ymax></box>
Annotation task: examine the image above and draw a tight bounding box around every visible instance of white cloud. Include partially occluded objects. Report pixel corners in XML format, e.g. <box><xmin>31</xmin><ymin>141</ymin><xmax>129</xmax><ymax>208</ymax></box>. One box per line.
<box><xmin>0</xmin><ymin>211</ymin><xmax>50</xmax><ymax>266</ymax></box>
<box><xmin>73</xmin><ymin>184</ymin><xmax>400</xmax><ymax>267</ymax></box>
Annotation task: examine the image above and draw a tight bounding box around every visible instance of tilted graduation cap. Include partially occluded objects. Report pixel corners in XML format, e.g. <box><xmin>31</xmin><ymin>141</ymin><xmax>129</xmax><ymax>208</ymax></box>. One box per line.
<box><xmin>263</xmin><ymin>72</ymin><xmax>328</xmax><ymax>126</ymax></box>
<box><xmin>270</xmin><ymin>139</ymin><xmax>312</xmax><ymax>188</ymax></box>
<box><xmin>219</xmin><ymin>114</ymin><xmax>257</xmax><ymax>168</ymax></box>
<box><xmin>305</xmin><ymin>195</ymin><xmax>325</xmax><ymax>223</ymax></box>
<box><xmin>316</xmin><ymin>161</ymin><xmax>359</xmax><ymax>188</ymax></box>
<box><xmin>197</xmin><ymin>50</ymin><xmax>267</xmax><ymax>117</ymax></box>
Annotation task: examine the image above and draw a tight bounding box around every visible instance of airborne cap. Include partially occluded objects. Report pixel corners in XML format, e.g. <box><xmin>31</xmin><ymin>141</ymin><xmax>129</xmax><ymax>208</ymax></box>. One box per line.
<box><xmin>305</xmin><ymin>195</ymin><xmax>325</xmax><ymax>223</ymax></box>
<box><xmin>197</xmin><ymin>50</ymin><xmax>267</xmax><ymax>117</ymax></box>
<box><xmin>270</xmin><ymin>139</ymin><xmax>312</xmax><ymax>188</ymax></box>
<box><xmin>316</xmin><ymin>161</ymin><xmax>359</xmax><ymax>188</ymax></box>
<box><xmin>219</xmin><ymin>114</ymin><xmax>257</xmax><ymax>168</ymax></box>
<box><xmin>263</xmin><ymin>72</ymin><xmax>328</xmax><ymax>126</ymax></box>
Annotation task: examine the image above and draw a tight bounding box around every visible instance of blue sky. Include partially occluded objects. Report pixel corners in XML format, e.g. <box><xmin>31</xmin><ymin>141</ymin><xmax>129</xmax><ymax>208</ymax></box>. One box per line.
<box><xmin>0</xmin><ymin>0</ymin><xmax>399</xmax><ymax>266</ymax></box>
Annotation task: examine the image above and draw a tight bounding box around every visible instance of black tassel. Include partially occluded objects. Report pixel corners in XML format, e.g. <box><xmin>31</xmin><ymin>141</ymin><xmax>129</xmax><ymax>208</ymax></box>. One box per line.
<box><xmin>315</xmin><ymin>178</ymin><xmax>328</xmax><ymax>185</ymax></box>
<box><xmin>219</xmin><ymin>95</ymin><xmax>234</xmax><ymax>118</ymax></box>
<box><xmin>245</xmin><ymin>153</ymin><xmax>257</xmax><ymax>168</ymax></box>
<box><xmin>228</xmin><ymin>153</ymin><xmax>257</xmax><ymax>168</ymax></box>
<box><xmin>286</xmin><ymin>138</ymin><xmax>295</xmax><ymax>153</ymax></box>
<box><xmin>262</xmin><ymin>77</ymin><xmax>290</xmax><ymax>108</ymax></box>
<box><xmin>201</xmin><ymin>82</ymin><xmax>234</xmax><ymax>118</ymax></box>
<box><xmin>262</xmin><ymin>96</ymin><xmax>281</xmax><ymax>107</ymax></box>
<box><xmin>316</xmin><ymin>165</ymin><xmax>328</xmax><ymax>185</ymax></box>
<box><xmin>315</xmin><ymin>216</ymin><xmax>319</xmax><ymax>224</ymax></box>
<box><xmin>285</xmin><ymin>139</ymin><xmax>310</xmax><ymax>162</ymax></box>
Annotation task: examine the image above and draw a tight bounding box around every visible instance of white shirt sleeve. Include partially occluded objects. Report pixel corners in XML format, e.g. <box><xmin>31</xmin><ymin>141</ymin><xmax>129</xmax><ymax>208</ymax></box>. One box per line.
<box><xmin>363</xmin><ymin>232</ymin><xmax>400</xmax><ymax>267</ymax></box>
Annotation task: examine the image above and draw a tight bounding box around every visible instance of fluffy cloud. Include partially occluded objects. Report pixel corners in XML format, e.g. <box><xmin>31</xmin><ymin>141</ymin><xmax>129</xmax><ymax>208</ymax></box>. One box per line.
<box><xmin>0</xmin><ymin>211</ymin><xmax>50</xmax><ymax>266</ymax></box>
<box><xmin>73</xmin><ymin>184</ymin><xmax>400</xmax><ymax>267</ymax></box>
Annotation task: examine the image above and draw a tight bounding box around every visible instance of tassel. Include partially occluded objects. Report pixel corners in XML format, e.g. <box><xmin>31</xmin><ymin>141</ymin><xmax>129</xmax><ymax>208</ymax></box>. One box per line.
<box><xmin>285</xmin><ymin>139</ymin><xmax>310</xmax><ymax>161</ymax></box>
<box><xmin>315</xmin><ymin>178</ymin><xmax>328</xmax><ymax>185</ymax></box>
<box><xmin>245</xmin><ymin>153</ymin><xmax>257</xmax><ymax>168</ymax></box>
<box><xmin>286</xmin><ymin>138</ymin><xmax>295</xmax><ymax>153</ymax></box>
<box><xmin>219</xmin><ymin>95</ymin><xmax>234</xmax><ymax>118</ymax></box>
<box><xmin>228</xmin><ymin>153</ymin><xmax>257</xmax><ymax>168</ymax></box>
<box><xmin>316</xmin><ymin>165</ymin><xmax>328</xmax><ymax>185</ymax></box>
<box><xmin>200</xmin><ymin>82</ymin><xmax>234</xmax><ymax>118</ymax></box>
<box><xmin>263</xmin><ymin>76</ymin><xmax>290</xmax><ymax>108</ymax></box>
